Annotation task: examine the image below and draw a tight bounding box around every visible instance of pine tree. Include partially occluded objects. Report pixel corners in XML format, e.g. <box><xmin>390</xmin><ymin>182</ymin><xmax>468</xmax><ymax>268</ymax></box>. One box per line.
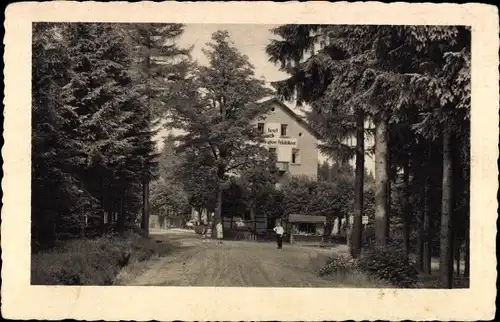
<box><xmin>32</xmin><ymin>22</ymin><xmax>186</xmax><ymax>243</ymax></box>
<box><xmin>318</xmin><ymin>161</ymin><xmax>331</xmax><ymax>181</ymax></box>
<box><xmin>266</xmin><ymin>25</ymin><xmax>373</xmax><ymax>257</ymax></box>
<box><xmin>126</xmin><ymin>23</ymin><xmax>192</xmax><ymax>118</ymax></box>
<box><xmin>408</xmin><ymin>26</ymin><xmax>471</xmax><ymax>288</ymax></box>
<box><xmin>125</xmin><ymin>23</ymin><xmax>192</xmax><ymax>233</ymax></box>
<box><xmin>60</xmin><ymin>23</ymin><xmax>148</xmax><ymax>233</ymax></box>
<box><xmin>32</xmin><ymin>22</ymin><xmax>76</xmax><ymax>247</ymax></box>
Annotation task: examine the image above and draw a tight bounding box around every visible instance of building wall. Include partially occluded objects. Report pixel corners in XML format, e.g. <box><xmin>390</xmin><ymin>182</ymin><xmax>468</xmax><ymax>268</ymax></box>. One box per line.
<box><xmin>255</xmin><ymin>100</ymin><xmax>318</xmax><ymax>180</ymax></box>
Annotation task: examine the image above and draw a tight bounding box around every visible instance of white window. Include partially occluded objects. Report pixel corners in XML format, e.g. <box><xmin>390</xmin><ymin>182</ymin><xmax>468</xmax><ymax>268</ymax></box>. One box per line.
<box><xmin>298</xmin><ymin>223</ymin><xmax>316</xmax><ymax>234</ymax></box>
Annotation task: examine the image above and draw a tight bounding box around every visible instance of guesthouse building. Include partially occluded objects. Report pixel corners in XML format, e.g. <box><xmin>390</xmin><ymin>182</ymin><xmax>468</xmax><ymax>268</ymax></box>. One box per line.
<box><xmin>190</xmin><ymin>97</ymin><xmax>322</xmax><ymax>236</ymax></box>
<box><xmin>253</xmin><ymin>98</ymin><xmax>320</xmax><ymax>183</ymax></box>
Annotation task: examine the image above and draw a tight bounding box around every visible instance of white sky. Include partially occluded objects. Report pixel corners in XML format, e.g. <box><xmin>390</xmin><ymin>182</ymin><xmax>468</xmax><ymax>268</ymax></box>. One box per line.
<box><xmin>155</xmin><ymin>23</ymin><xmax>375</xmax><ymax>174</ymax></box>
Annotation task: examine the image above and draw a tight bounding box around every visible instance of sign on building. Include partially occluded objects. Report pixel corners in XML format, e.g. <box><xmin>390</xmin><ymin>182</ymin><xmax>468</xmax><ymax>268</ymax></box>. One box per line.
<box><xmin>264</xmin><ymin>123</ymin><xmax>280</xmax><ymax>138</ymax></box>
<box><xmin>263</xmin><ymin>123</ymin><xmax>297</xmax><ymax>147</ymax></box>
<box><xmin>277</xmin><ymin>146</ymin><xmax>292</xmax><ymax>162</ymax></box>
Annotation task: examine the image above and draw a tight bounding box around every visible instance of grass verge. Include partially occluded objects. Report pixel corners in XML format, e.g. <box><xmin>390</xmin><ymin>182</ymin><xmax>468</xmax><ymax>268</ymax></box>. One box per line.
<box><xmin>31</xmin><ymin>230</ymin><xmax>176</xmax><ymax>285</ymax></box>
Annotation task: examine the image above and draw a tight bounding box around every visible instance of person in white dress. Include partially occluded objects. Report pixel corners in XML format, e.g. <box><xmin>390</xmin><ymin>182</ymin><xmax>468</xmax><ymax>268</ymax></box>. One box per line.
<box><xmin>216</xmin><ymin>221</ymin><xmax>223</xmax><ymax>244</ymax></box>
<box><xmin>331</xmin><ymin>217</ymin><xmax>340</xmax><ymax>237</ymax></box>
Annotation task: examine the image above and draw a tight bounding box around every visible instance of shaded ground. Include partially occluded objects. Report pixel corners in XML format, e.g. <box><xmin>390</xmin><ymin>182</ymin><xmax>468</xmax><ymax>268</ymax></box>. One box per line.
<box><xmin>409</xmin><ymin>254</ymin><xmax>469</xmax><ymax>288</ymax></box>
<box><xmin>115</xmin><ymin>228</ymin><xmax>351</xmax><ymax>287</ymax></box>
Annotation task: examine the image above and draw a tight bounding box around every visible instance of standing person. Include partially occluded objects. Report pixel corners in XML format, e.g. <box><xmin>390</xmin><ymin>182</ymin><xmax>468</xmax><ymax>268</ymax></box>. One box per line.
<box><xmin>206</xmin><ymin>221</ymin><xmax>213</xmax><ymax>242</ymax></box>
<box><xmin>216</xmin><ymin>221</ymin><xmax>223</xmax><ymax>244</ymax></box>
<box><xmin>273</xmin><ymin>221</ymin><xmax>284</xmax><ymax>249</ymax></box>
<box><xmin>201</xmin><ymin>222</ymin><xmax>208</xmax><ymax>244</ymax></box>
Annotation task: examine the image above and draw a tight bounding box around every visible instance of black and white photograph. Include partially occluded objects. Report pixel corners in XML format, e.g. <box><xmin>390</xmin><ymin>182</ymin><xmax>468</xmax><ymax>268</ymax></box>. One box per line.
<box><xmin>2</xmin><ymin>2</ymin><xmax>498</xmax><ymax>321</ymax></box>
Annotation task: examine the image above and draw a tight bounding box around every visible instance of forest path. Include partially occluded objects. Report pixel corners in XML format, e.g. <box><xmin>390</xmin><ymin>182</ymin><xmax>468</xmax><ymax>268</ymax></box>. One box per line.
<box><xmin>116</xmin><ymin>228</ymin><xmax>350</xmax><ymax>287</ymax></box>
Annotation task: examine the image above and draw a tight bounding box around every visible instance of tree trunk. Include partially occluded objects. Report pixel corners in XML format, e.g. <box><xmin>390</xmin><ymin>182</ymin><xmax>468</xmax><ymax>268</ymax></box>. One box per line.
<box><xmin>197</xmin><ymin>208</ymin><xmax>202</xmax><ymax>223</ymax></box>
<box><xmin>414</xmin><ymin>151</ymin><xmax>425</xmax><ymax>271</ymax></box>
<box><xmin>350</xmin><ymin>108</ymin><xmax>364</xmax><ymax>257</ymax></box>
<box><xmin>464</xmin><ymin>223</ymin><xmax>470</xmax><ymax>277</ymax></box>
<box><xmin>214</xmin><ymin>185</ymin><xmax>223</xmax><ymax>235</ymax></box>
<box><xmin>80</xmin><ymin>207</ymin><xmax>86</xmax><ymax>238</ymax></box>
<box><xmin>251</xmin><ymin>205</ymin><xmax>256</xmax><ymax>240</ymax></box>
<box><xmin>117</xmin><ymin>191</ymin><xmax>125</xmax><ymax>234</ymax></box>
<box><xmin>455</xmin><ymin>240</ymin><xmax>461</xmax><ymax>277</ymax></box>
<box><xmin>440</xmin><ymin>127</ymin><xmax>453</xmax><ymax>288</ymax></box>
<box><xmin>386</xmin><ymin>179</ymin><xmax>391</xmax><ymax>242</ymax></box>
<box><xmin>386</xmin><ymin>132</ymin><xmax>391</xmax><ymax>243</ymax></box>
<box><xmin>79</xmin><ymin>181</ymin><xmax>85</xmax><ymax>238</ymax></box>
<box><xmin>374</xmin><ymin>114</ymin><xmax>389</xmax><ymax>246</ymax></box>
<box><xmin>416</xmin><ymin>210</ymin><xmax>424</xmax><ymax>270</ymax></box>
<box><xmin>403</xmin><ymin>155</ymin><xmax>411</xmax><ymax>259</ymax></box>
<box><xmin>422</xmin><ymin>144</ymin><xmax>432</xmax><ymax>274</ymax></box>
<box><xmin>107</xmin><ymin>188</ymin><xmax>113</xmax><ymax>229</ymax></box>
<box><xmin>422</xmin><ymin>178</ymin><xmax>432</xmax><ymax>274</ymax></box>
<box><xmin>142</xmin><ymin>180</ymin><xmax>150</xmax><ymax>236</ymax></box>
<box><xmin>100</xmin><ymin>179</ymin><xmax>105</xmax><ymax>235</ymax></box>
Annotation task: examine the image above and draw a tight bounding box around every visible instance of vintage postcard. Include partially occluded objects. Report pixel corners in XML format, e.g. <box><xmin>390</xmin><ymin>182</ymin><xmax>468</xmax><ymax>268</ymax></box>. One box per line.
<box><xmin>2</xmin><ymin>1</ymin><xmax>498</xmax><ymax>321</ymax></box>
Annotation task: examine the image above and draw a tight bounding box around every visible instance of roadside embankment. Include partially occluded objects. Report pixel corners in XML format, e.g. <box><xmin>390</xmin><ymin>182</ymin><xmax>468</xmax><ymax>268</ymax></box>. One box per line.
<box><xmin>31</xmin><ymin>230</ymin><xmax>177</xmax><ymax>285</ymax></box>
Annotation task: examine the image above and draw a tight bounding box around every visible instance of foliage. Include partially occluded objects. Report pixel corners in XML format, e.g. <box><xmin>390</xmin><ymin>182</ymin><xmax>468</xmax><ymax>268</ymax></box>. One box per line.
<box><xmin>281</xmin><ymin>175</ymin><xmax>353</xmax><ymax>219</ymax></box>
<box><xmin>176</xmin><ymin>146</ymin><xmax>220</xmax><ymax>212</ymax></box>
<box><xmin>32</xmin><ymin>22</ymin><xmax>79</xmax><ymax>246</ymax></box>
<box><xmin>32</xmin><ymin>22</ymin><xmax>190</xmax><ymax>248</ymax></box>
<box><xmin>150</xmin><ymin>134</ymin><xmax>190</xmax><ymax>216</ymax></box>
<box><xmin>221</xmin><ymin>180</ymin><xmax>247</xmax><ymax>217</ymax></box>
<box><xmin>266</xmin><ymin>25</ymin><xmax>370</xmax><ymax>162</ymax></box>
<box><xmin>357</xmin><ymin>244</ymin><xmax>420</xmax><ymax>287</ymax></box>
<box><xmin>267</xmin><ymin>24</ymin><xmax>471</xmax><ymax>281</ymax></box>
<box><xmin>266</xmin><ymin>25</ymin><xmax>376</xmax><ymax>257</ymax></box>
<box><xmin>31</xmin><ymin>230</ymin><xmax>175</xmax><ymax>285</ymax></box>
<box><xmin>194</xmin><ymin>225</ymin><xmax>205</xmax><ymax>235</ymax></box>
<box><xmin>125</xmin><ymin>23</ymin><xmax>192</xmax><ymax>119</ymax></box>
<box><xmin>239</xmin><ymin>158</ymin><xmax>279</xmax><ymax>207</ymax></box>
<box><xmin>254</xmin><ymin>185</ymin><xmax>285</xmax><ymax>222</ymax></box>
<box><xmin>317</xmin><ymin>253</ymin><xmax>358</xmax><ymax>277</ymax></box>
<box><xmin>166</xmin><ymin>30</ymin><xmax>274</xmax><ymax>222</ymax></box>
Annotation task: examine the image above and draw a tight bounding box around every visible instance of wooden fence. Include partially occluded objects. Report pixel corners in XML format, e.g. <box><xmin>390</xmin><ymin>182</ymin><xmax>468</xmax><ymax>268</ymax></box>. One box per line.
<box><xmin>221</xmin><ymin>217</ymin><xmax>274</xmax><ymax>241</ymax></box>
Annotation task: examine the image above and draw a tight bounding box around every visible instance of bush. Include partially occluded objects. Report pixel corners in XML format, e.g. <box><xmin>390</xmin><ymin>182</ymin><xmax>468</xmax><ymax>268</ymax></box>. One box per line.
<box><xmin>194</xmin><ymin>225</ymin><xmax>205</xmax><ymax>235</ymax></box>
<box><xmin>31</xmin><ymin>230</ymin><xmax>174</xmax><ymax>285</ymax></box>
<box><xmin>31</xmin><ymin>238</ymin><xmax>128</xmax><ymax>285</ymax></box>
<box><xmin>357</xmin><ymin>244</ymin><xmax>419</xmax><ymax>288</ymax></box>
<box><xmin>315</xmin><ymin>254</ymin><xmax>392</xmax><ymax>288</ymax></box>
<box><xmin>318</xmin><ymin>253</ymin><xmax>358</xmax><ymax>277</ymax></box>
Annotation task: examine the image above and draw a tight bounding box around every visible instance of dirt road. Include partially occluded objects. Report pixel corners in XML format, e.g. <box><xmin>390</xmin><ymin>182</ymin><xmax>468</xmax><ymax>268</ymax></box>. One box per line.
<box><xmin>116</xmin><ymin>229</ymin><xmax>349</xmax><ymax>287</ymax></box>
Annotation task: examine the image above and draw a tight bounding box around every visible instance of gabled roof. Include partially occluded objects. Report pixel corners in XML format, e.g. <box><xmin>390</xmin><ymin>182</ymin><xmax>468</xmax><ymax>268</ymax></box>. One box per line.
<box><xmin>256</xmin><ymin>98</ymin><xmax>322</xmax><ymax>140</ymax></box>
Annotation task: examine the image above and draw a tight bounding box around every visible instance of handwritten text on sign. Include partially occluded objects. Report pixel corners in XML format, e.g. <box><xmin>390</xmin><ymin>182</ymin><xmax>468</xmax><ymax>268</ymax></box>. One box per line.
<box><xmin>265</xmin><ymin>138</ymin><xmax>297</xmax><ymax>146</ymax></box>
<box><xmin>263</xmin><ymin>123</ymin><xmax>297</xmax><ymax>147</ymax></box>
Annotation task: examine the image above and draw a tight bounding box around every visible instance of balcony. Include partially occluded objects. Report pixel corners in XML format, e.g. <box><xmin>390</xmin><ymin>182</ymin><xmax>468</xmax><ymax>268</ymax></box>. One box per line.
<box><xmin>276</xmin><ymin>162</ymin><xmax>289</xmax><ymax>173</ymax></box>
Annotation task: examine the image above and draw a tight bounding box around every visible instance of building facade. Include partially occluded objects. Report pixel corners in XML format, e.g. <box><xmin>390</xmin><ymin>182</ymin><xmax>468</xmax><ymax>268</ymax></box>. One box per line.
<box><xmin>254</xmin><ymin>98</ymin><xmax>320</xmax><ymax>182</ymax></box>
<box><xmin>190</xmin><ymin>98</ymin><xmax>321</xmax><ymax>235</ymax></box>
